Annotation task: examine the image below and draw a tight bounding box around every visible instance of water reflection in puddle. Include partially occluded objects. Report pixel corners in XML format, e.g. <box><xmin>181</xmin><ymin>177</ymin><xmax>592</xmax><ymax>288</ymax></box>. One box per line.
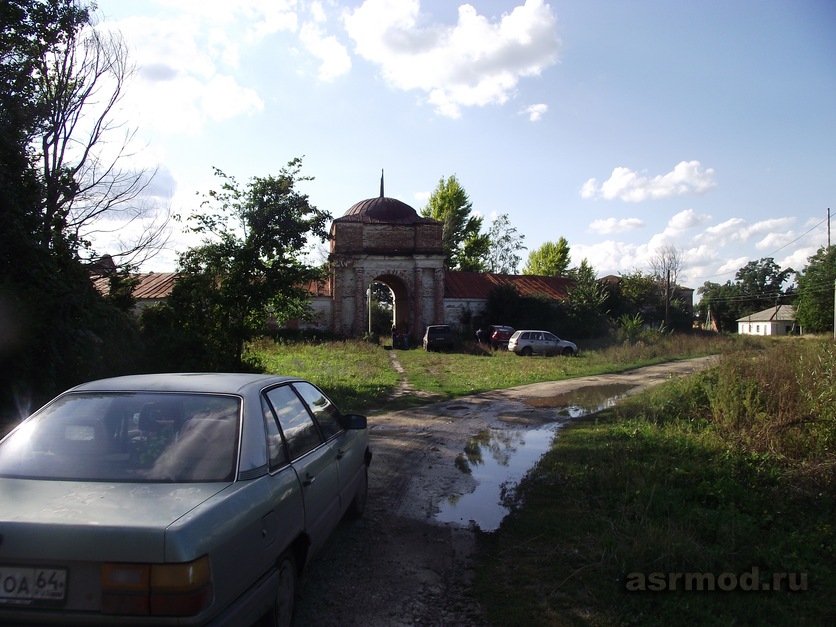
<box><xmin>524</xmin><ymin>383</ymin><xmax>634</xmax><ymax>415</ymax></box>
<box><xmin>434</xmin><ymin>383</ymin><xmax>634</xmax><ymax>532</ymax></box>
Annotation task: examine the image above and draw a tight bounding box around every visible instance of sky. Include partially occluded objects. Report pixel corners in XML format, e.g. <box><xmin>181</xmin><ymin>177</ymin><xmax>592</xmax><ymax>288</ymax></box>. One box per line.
<box><xmin>90</xmin><ymin>0</ymin><xmax>836</xmax><ymax>292</ymax></box>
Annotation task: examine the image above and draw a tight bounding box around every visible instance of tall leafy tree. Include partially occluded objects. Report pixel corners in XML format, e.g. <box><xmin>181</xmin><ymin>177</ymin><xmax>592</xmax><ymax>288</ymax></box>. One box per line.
<box><xmin>1</xmin><ymin>0</ymin><xmax>140</xmax><ymax>419</ymax></box>
<box><xmin>485</xmin><ymin>213</ymin><xmax>525</xmax><ymax>274</ymax></box>
<box><xmin>142</xmin><ymin>159</ymin><xmax>331</xmax><ymax>370</ymax></box>
<box><xmin>734</xmin><ymin>257</ymin><xmax>795</xmax><ymax>312</ymax></box>
<box><xmin>523</xmin><ymin>237</ymin><xmax>570</xmax><ymax>276</ymax></box>
<box><xmin>794</xmin><ymin>246</ymin><xmax>836</xmax><ymax>333</ymax></box>
<box><xmin>421</xmin><ymin>175</ymin><xmax>488</xmax><ymax>270</ymax></box>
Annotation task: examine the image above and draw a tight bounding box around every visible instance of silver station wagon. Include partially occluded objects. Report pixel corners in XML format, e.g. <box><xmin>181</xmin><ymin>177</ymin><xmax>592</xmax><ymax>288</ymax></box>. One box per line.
<box><xmin>0</xmin><ymin>373</ymin><xmax>372</xmax><ymax>626</ymax></box>
<box><xmin>507</xmin><ymin>330</ymin><xmax>578</xmax><ymax>356</ymax></box>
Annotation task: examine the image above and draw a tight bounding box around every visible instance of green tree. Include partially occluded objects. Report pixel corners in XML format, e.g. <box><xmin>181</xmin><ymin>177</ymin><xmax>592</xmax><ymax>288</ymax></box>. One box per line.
<box><xmin>485</xmin><ymin>213</ymin><xmax>525</xmax><ymax>274</ymax></box>
<box><xmin>734</xmin><ymin>257</ymin><xmax>795</xmax><ymax>313</ymax></box>
<box><xmin>522</xmin><ymin>237</ymin><xmax>570</xmax><ymax>276</ymax></box>
<box><xmin>1</xmin><ymin>1</ymin><xmax>140</xmax><ymax>419</ymax></box>
<box><xmin>421</xmin><ymin>175</ymin><xmax>488</xmax><ymax>270</ymax></box>
<box><xmin>696</xmin><ymin>280</ymin><xmax>741</xmax><ymax>332</ymax></box>
<box><xmin>565</xmin><ymin>259</ymin><xmax>608</xmax><ymax>338</ymax></box>
<box><xmin>795</xmin><ymin>246</ymin><xmax>836</xmax><ymax>333</ymax></box>
<box><xmin>143</xmin><ymin>159</ymin><xmax>331</xmax><ymax>370</ymax></box>
<box><xmin>619</xmin><ymin>271</ymin><xmax>660</xmax><ymax>313</ymax></box>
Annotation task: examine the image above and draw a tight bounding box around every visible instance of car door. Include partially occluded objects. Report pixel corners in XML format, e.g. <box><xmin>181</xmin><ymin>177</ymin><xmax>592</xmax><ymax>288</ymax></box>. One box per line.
<box><xmin>542</xmin><ymin>332</ymin><xmax>559</xmax><ymax>355</ymax></box>
<box><xmin>528</xmin><ymin>331</ymin><xmax>543</xmax><ymax>354</ymax></box>
<box><xmin>264</xmin><ymin>385</ymin><xmax>342</xmax><ymax>554</ymax></box>
<box><xmin>292</xmin><ymin>382</ymin><xmax>365</xmax><ymax>513</ymax></box>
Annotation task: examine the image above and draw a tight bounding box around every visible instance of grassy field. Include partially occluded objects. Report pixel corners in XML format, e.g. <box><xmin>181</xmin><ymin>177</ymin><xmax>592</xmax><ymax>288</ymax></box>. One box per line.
<box><xmin>252</xmin><ymin>332</ymin><xmax>835</xmax><ymax>625</ymax></box>
<box><xmin>250</xmin><ymin>331</ymin><xmax>747</xmax><ymax>414</ymax></box>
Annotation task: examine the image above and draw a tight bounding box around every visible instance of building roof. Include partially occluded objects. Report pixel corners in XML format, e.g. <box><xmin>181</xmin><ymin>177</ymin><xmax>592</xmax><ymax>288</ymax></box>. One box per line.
<box><xmin>334</xmin><ymin>195</ymin><xmax>438</xmax><ymax>225</ymax></box>
<box><xmin>94</xmin><ymin>270</ymin><xmax>573</xmax><ymax>303</ymax></box>
<box><xmin>333</xmin><ymin>173</ymin><xmax>439</xmax><ymax>226</ymax></box>
<box><xmin>736</xmin><ymin>304</ymin><xmax>796</xmax><ymax>323</ymax></box>
<box><xmin>445</xmin><ymin>271</ymin><xmax>571</xmax><ymax>300</ymax></box>
<box><xmin>93</xmin><ymin>272</ymin><xmax>179</xmax><ymax>300</ymax></box>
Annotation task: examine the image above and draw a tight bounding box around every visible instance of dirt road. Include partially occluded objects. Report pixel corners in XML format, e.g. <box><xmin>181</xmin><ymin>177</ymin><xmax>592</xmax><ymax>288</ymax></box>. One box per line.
<box><xmin>293</xmin><ymin>356</ymin><xmax>717</xmax><ymax>626</ymax></box>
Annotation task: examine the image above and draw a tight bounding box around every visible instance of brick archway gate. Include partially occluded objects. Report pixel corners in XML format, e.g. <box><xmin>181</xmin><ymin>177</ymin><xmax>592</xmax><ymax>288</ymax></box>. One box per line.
<box><xmin>327</xmin><ymin>189</ymin><xmax>446</xmax><ymax>341</ymax></box>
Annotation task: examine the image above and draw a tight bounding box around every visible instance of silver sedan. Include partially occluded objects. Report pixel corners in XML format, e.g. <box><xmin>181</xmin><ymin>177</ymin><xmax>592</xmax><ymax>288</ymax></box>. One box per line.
<box><xmin>0</xmin><ymin>373</ymin><xmax>372</xmax><ymax>626</ymax></box>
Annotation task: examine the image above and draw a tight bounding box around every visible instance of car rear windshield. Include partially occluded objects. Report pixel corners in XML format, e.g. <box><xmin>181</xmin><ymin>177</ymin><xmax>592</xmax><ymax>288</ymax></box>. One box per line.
<box><xmin>0</xmin><ymin>392</ymin><xmax>240</xmax><ymax>483</ymax></box>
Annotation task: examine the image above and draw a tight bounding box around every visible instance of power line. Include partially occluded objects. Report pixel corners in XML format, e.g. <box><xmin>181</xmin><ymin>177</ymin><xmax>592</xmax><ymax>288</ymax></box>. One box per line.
<box><xmin>687</xmin><ymin>215</ymin><xmax>830</xmax><ymax>282</ymax></box>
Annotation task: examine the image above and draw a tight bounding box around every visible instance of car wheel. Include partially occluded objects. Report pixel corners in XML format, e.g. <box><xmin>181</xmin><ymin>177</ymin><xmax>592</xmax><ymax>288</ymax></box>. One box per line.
<box><xmin>270</xmin><ymin>552</ymin><xmax>297</xmax><ymax>627</ymax></box>
<box><xmin>562</xmin><ymin>346</ymin><xmax>575</xmax><ymax>356</ymax></box>
<box><xmin>344</xmin><ymin>466</ymin><xmax>368</xmax><ymax>520</ymax></box>
<box><xmin>521</xmin><ymin>346</ymin><xmax>533</xmax><ymax>357</ymax></box>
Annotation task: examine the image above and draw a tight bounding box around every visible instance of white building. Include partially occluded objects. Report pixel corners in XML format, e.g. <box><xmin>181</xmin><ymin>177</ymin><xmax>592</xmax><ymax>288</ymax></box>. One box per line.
<box><xmin>737</xmin><ymin>304</ymin><xmax>797</xmax><ymax>336</ymax></box>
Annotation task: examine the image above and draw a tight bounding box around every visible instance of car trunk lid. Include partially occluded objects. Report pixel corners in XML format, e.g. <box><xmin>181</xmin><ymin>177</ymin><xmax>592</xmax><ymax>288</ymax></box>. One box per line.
<box><xmin>0</xmin><ymin>478</ymin><xmax>227</xmax><ymax>563</ymax></box>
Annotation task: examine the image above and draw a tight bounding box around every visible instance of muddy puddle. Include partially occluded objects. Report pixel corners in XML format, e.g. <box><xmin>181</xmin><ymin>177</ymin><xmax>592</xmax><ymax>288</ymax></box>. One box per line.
<box><xmin>434</xmin><ymin>383</ymin><xmax>634</xmax><ymax>531</ymax></box>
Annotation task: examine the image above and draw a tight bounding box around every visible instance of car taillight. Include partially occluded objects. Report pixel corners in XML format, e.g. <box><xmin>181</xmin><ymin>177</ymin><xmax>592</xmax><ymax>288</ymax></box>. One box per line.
<box><xmin>101</xmin><ymin>556</ymin><xmax>213</xmax><ymax>617</ymax></box>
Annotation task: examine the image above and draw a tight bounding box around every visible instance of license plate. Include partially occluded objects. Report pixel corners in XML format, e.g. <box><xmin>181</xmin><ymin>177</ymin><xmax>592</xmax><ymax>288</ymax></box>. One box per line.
<box><xmin>0</xmin><ymin>566</ymin><xmax>67</xmax><ymax>605</ymax></box>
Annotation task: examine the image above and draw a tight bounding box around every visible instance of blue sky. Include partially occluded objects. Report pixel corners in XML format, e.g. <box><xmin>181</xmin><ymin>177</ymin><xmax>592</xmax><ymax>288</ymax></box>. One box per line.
<box><xmin>93</xmin><ymin>0</ymin><xmax>836</xmax><ymax>290</ymax></box>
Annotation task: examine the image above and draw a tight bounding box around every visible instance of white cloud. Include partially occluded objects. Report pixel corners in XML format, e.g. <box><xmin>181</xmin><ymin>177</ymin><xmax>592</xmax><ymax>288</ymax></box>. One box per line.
<box><xmin>569</xmin><ymin>240</ymin><xmax>643</xmax><ymax>276</ymax></box>
<box><xmin>299</xmin><ymin>22</ymin><xmax>352</xmax><ymax>81</ymax></box>
<box><xmin>342</xmin><ymin>0</ymin><xmax>560</xmax><ymax>118</ymax></box>
<box><xmin>581</xmin><ymin>160</ymin><xmax>716</xmax><ymax>202</ymax></box>
<box><xmin>521</xmin><ymin>103</ymin><xmax>548</xmax><ymax>121</ymax></box>
<box><xmin>103</xmin><ymin>13</ymin><xmax>266</xmax><ymax>136</ymax></box>
<box><xmin>717</xmin><ymin>256</ymin><xmax>749</xmax><ymax>276</ymax></box>
<box><xmin>667</xmin><ymin>208</ymin><xmax>711</xmax><ymax>232</ymax></box>
<box><xmin>697</xmin><ymin>216</ymin><xmax>797</xmax><ymax>251</ymax></box>
<box><xmin>683</xmin><ymin>244</ymin><xmax>720</xmax><ymax>268</ymax></box>
<box><xmin>588</xmin><ymin>217</ymin><xmax>644</xmax><ymax>234</ymax></box>
<box><xmin>779</xmin><ymin>247</ymin><xmax>817</xmax><ymax>274</ymax></box>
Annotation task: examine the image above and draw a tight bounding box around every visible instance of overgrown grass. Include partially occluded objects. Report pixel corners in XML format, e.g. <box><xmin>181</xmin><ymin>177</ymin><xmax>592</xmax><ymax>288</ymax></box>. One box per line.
<box><xmin>248</xmin><ymin>331</ymin><xmax>756</xmax><ymax>414</ymax></box>
<box><xmin>251</xmin><ymin>338</ymin><xmax>400</xmax><ymax>413</ymax></box>
<box><xmin>474</xmin><ymin>339</ymin><xmax>836</xmax><ymax>626</ymax></box>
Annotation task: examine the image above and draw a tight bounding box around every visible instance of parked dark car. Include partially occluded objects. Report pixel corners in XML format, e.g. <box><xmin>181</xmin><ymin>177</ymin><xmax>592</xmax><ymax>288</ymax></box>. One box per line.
<box><xmin>0</xmin><ymin>373</ymin><xmax>372</xmax><ymax>626</ymax></box>
<box><xmin>422</xmin><ymin>325</ymin><xmax>453</xmax><ymax>351</ymax></box>
<box><xmin>488</xmin><ymin>325</ymin><xmax>515</xmax><ymax>349</ymax></box>
<box><xmin>508</xmin><ymin>330</ymin><xmax>578</xmax><ymax>356</ymax></box>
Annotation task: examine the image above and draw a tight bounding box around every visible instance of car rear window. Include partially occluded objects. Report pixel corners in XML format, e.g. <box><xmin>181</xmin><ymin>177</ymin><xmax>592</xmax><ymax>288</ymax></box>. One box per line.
<box><xmin>0</xmin><ymin>392</ymin><xmax>240</xmax><ymax>483</ymax></box>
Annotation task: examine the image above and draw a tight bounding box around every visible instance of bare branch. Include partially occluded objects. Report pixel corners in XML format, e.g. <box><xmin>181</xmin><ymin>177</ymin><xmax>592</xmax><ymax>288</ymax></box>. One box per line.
<box><xmin>32</xmin><ymin>17</ymin><xmax>170</xmax><ymax>268</ymax></box>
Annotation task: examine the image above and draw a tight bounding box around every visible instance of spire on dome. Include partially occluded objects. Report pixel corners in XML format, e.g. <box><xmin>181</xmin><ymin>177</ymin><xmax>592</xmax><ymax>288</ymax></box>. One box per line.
<box><xmin>380</xmin><ymin>169</ymin><xmax>384</xmax><ymax>198</ymax></box>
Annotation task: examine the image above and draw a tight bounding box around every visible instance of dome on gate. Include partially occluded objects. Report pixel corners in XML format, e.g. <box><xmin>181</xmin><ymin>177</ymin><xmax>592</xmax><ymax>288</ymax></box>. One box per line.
<box><xmin>336</xmin><ymin>171</ymin><xmax>439</xmax><ymax>225</ymax></box>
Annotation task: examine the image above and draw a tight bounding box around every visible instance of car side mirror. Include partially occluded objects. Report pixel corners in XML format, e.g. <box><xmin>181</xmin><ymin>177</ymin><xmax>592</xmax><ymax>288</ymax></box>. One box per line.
<box><xmin>340</xmin><ymin>413</ymin><xmax>368</xmax><ymax>430</ymax></box>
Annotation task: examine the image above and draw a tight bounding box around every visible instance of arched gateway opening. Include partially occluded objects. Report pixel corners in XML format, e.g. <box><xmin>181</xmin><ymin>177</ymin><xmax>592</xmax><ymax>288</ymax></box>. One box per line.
<box><xmin>326</xmin><ymin>182</ymin><xmax>446</xmax><ymax>341</ymax></box>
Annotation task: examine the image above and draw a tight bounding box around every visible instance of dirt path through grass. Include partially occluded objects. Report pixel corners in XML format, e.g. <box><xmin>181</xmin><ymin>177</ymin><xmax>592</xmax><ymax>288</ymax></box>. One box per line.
<box><xmin>292</xmin><ymin>356</ymin><xmax>717</xmax><ymax>626</ymax></box>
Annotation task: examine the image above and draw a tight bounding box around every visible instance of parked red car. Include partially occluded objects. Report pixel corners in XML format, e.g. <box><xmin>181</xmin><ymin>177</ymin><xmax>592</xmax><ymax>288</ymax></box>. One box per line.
<box><xmin>489</xmin><ymin>325</ymin><xmax>515</xmax><ymax>349</ymax></box>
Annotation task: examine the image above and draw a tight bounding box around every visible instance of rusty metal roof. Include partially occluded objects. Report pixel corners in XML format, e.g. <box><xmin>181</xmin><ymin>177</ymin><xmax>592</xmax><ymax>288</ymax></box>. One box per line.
<box><xmin>94</xmin><ymin>271</ymin><xmax>570</xmax><ymax>303</ymax></box>
<box><xmin>93</xmin><ymin>272</ymin><xmax>179</xmax><ymax>300</ymax></box>
<box><xmin>444</xmin><ymin>271</ymin><xmax>571</xmax><ymax>300</ymax></box>
<box><xmin>335</xmin><ymin>195</ymin><xmax>438</xmax><ymax>225</ymax></box>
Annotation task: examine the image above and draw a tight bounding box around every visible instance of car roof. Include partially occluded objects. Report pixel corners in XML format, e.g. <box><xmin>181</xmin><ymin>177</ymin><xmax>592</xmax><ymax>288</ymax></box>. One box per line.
<box><xmin>69</xmin><ymin>373</ymin><xmax>302</xmax><ymax>395</ymax></box>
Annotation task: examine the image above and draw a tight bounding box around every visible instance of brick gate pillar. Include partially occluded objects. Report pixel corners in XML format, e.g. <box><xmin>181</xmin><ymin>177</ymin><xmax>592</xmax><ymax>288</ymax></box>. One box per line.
<box><xmin>434</xmin><ymin>268</ymin><xmax>445</xmax><ymax>324</ymax></box>
<box><xmin>353</xmin><ymin>267</ymin><xmax>365</xmax><ymax>336</ymax></box>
